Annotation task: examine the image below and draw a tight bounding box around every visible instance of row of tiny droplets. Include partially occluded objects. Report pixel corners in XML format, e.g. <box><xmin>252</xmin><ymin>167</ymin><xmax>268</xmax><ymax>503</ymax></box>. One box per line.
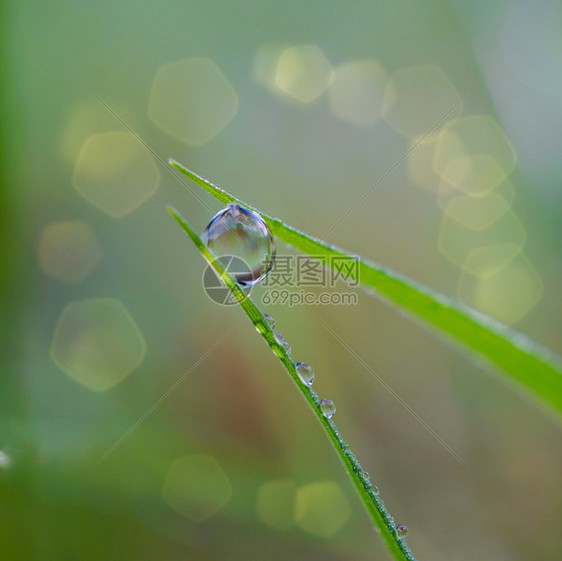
<box><xmin>258</xmin><ymin>312</ymin><xmax>410</xmax><ymax>546</ymax></box>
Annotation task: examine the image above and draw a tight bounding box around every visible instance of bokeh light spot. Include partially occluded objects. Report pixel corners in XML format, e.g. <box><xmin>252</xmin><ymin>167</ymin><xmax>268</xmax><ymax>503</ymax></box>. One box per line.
<box><xmin>148</xmin><ymin>57</ymin><xmax>238</xmax><ymax>146</ymax></box>
<box><xmin>440</xmin><ymin>155</ymin><xmax>510</xmax><ymax>196</ymax></box>
<box><xmin>163</xmin><ymin>455</ymin><xmax>232</xmax><ymax>522</ymax></box>
<box><xmin>462</xmin><ymin>243</ymin><xmax>523</xmax><ymax>279</ymax></box>
<box><xmin>50</xmin><ymin>298</ymin><xmax>146</xmax><ymax>392</ymax></box>
<box><xmin>275</xmin><ymin>45</ymin><xmax>333</xmax><ymax>103</ymax></box>
<box><xmin>38</xmin><ymin>220</ymin><xmax>102</xmax><ymax>284</ymax></box>
<box><xmin>434</xmin><ymin>115</ymin><xmax>517</xmax><ymax>194</ymax></box>
<box><xmin>256</xmin><ymin>479</ymin><xmax>297</xmax><ymax>531</ymax></box>
<box><xmin>294</xmin><ymin>481</ymin><xmax>351</xmax><ymax>538</ymax></box>
<box><xmin>328</xmin><ymin>59</ymin><xmax>387</xmax><ymax>126</ymax></box>
<box><xmin>437</xmin><ymin>176</ymin><xmax>515</xmax><ymax>211</ymax></box>
<box><xmin>73</xmin><ymin>132</ymin><xmax>160</xmax><ymax>217</ymax></box>
<box><xmin>458</xmin><ymin>254</ymin><xmax>543</xmax><ymax>324</ymax></box>
<box><xmin>382</xmin><ymin>65</ymin><xmax>462</xmax><ymax>139</ymax></box>
<box><xmin>438</xmin><ymin>209</ymin><xmax>526</xmax><ymax>273</ymax></box>
<box><xmin>442</xmin><ymin>191</ymin><xmax>512</xmax><ymax>231</ymax></box>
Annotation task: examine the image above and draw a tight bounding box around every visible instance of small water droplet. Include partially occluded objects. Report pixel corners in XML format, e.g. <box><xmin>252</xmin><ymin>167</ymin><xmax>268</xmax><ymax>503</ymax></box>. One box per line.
<box><xmin>263</xmin><ymin>313</ymin><xmax>275</xmax><ymax>329</ymax></box>
<box><xmin>0</xmin><ymin>451</ymin><xmax>11</xmax><ymax>469</ymax></box>
<box><xmin>202</xmin><ymin>204</ymin><xmax>275</xmax><ymax>287</ymax></box>
<box><xmin>320</xmin><ymin>398</ymin><xmax>336</xmax><ymax>419</ymax></box>
<box><xmin>255</xmin><ymin>321</ymin><xmax>267</xmax><ymax>335</ymax></box>
<box><xmin>371</xmin><ymin>485</ymin><xmax>379</xmax><ymax>496</ymax></box>
<box><xmin>295</xmin><ymin>362</ymin><xmax>314</xmax><ymax>386</ymax></box>
<box><xmin>274</xmin><ymin>332</ymin><xmax>291</xmax><ymax>355</ymax></box>
<box><xmin>362</xmin><ymin>470</ymin><xmax>370</xmax><ymax>481</ymax></box>
<box><xmin>396</xmin><ymin>524</ymin><xmax>408</xmax><ymax>539</ymax></box>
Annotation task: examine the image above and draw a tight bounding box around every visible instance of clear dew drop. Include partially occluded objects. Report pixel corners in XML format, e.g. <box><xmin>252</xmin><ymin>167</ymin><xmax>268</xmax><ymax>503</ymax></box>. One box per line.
<box><xmin>371</xmin><ymin>485</ymin><xmax>380</xmax><ymax>496</ymax></box>
<box><xmin>202</xmin><ymin>204</ymin><xmax>275</xmax><ymax>287</ymax></box>
<box><xmin>274</xmin><ymin>331</ymin><xmax>291</xmax><ymax>356</ymax></box>
<box><xmin>320</xmin><ymin>398</ymin><xmax>336</xmax><ymax>419</ymax></box>
<box><xmin>295</xmin><ymin>362</ymin><xmax>314</xmax><ymax>386</ymax></box>
<box><xmin>263</xmin><ymin>313</ymin><xmax>275</xmax><ymax>329</ymax></box>
<box><xmin>396</xmin><ymin>524</ymin><xmax>408</xmax><ymax>539</ymax></box>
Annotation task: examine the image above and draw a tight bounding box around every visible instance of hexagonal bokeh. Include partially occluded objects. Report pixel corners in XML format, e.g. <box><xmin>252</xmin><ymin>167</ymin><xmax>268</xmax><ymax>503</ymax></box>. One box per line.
<box><xmin>163</xmin><ymin>455</ymin><xmax>232</xmax><ymax>522</ymax></box>
<box><xmin>73</xmin><ymin>131</ymin><xmax>160</xmax><ymax>217</ymax></box>
<box><xmin>434</xmin><ymin>115</ymin><xmax>517</xmax><ymax>194</ymax></box>
<box><xmin>148</xmin><ymin>57</ymin><xmax>238</xmax><ymax>146</ymax></box>
<box><xmin>328</xmin><ymin>59</ymin><xmax>388</xmax><ymax>127</ymax></box>
<box><xmin>50</xmin><ymin>298</ymin><xmax>146</xmax><ymax>392</ymax></box>
<box><xmin>438</xmin><ymin>208</ymin><xmax>526</xmax><ymax>276</ymax></box>
<box><xmin>441</xmin><ymin>191</ymin><xmax>512</xmax><ymax>232</ymax></box>
<box><xmin>294</xmin><ymin>481</ymin><xmax>351</xmax><ymax>538</ymax></box>
<box><xmin>382</xmin><ymin>65</ymin><xmax>462</xmax><ymax>139</ymax></box>
<box><xmin>462</xmin><ymin>243</ymin><xmax>522</xmax><ymax>279</ymax></box>
<box><xmin>256</xmin><ymin>479</ymin><xmax>297</xmax><ymax>531</ymax></box>
<box><xmin>437</xmin><ymin>176</ymin><xmax>515</xmax><ymax>211</ymax></box>
<box><xmin>275</xmin><ymin>45</ymin><xmax>333</xmax><ymax>103</ymax></box>
<box><xmin>38</xmin><ymin>220</ymin><xmax>102</xmax><ymax>284</ymax></box>
<box><xmin>458</xmin><ymin>254</ymin><xmax>542</xmax><ymax>325</ymax></box>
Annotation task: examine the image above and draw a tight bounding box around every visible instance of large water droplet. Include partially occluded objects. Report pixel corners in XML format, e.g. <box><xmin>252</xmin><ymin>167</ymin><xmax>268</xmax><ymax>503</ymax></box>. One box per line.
<box><xmin>295</xmin><ymin>362</ymin><xmax>314</xmax><ymax>386</ymax></box>
<box><xmin>320</xmin><ymin>399</ymin><xmax>336</xmax><ymax>419</ymax></box>
<box><xmin>263</xmin><ymin>313</ymin><xmax>275</xmax><ymax>329</ymax></box>
<box><xmin>274</xmin><ymin>331</ymin><xmax>291</xmax><ymax>355</ymax></box>
<box><xmin>202</xmin><ymin>204</ymin><xmax>275</xmax><ymax>287</ymax></box>
<box><xmin>396</xmin><ymin>524</ymin><xmax>408</xmax><ymax>539</ymax></box>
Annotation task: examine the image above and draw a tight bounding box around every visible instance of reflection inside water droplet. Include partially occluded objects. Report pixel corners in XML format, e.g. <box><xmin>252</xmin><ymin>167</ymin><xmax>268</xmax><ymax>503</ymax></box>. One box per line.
<box><xmin>396</xmin><ymin>524</ymin><xmax>408</xmax><ymax>539</ymax></box>
<box><xmin>202</xmin><ymin>204</ymin><xmax>275</xmax><ymax>287</ymax></box>
<box><xmin>320</xmin><ymin>399</ymin><xmax>336</xmax><ymax>419</ymax></box>
<box><xmin>295</xmin><ymin>362</ymin><xmax>314</xmax><ymax>386</ymax></box>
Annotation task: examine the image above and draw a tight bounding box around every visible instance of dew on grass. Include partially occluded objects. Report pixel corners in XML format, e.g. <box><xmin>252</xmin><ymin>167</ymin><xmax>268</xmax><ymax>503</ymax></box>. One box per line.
<box><xmin>263</xmin><ymin>313</ymin><xmax>275</xmax><ymax>329</ymax></box>
<box><xmin>274</xmin><ymin>331</ymin><xmax>291</xmax><ymax>355</ymax></box>
<box><xmin>396</xmin><ymin>524</ymin><xmax>408</xmax><ymax>539</ymax></box>
<box><xmin>295</xmin><ymin>362</ymin><xmax>314</xmax><ymax>386</ymax></box>
<box><xmin>320</xmin><ymin>399</ymin><xmax>336</xmax><ymax>419</ymax></box>
<box><xmin>202</xmin><ymin>204</ymin><xmax>275</xmax><ymax>287</ymax></box>
<box><xmin>371</xmin><ymin>485</ymin><xmax>380</xmax><ymax>496</ymax></box>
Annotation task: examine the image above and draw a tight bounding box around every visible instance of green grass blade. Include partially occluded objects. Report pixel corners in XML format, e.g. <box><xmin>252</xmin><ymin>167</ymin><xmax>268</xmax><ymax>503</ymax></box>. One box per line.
<box><xmin>168</xmin><ymin>206</ymin><xmax>418</xmax><ymax>561</ymax></box>
<box><xmin>169</xmin><ymin>158</ymin><xmax>562</xmax><ymax>418</ymax></box>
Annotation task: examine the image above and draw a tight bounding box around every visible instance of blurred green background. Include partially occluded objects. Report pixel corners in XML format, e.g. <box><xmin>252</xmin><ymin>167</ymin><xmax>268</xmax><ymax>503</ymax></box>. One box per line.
<box><xmin>2</xmin><ymin>0</ymin><xmax>562</xmax><ymax>559</ymax></box>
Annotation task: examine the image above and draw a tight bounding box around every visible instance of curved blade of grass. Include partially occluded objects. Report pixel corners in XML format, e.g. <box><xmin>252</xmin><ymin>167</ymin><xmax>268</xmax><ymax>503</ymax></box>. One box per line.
<box><xmin>168</xmin><ymin>206</ymin><xmax>417</xmax><ymax>561</ymax></box>
<box><xmin>169</xmin><ymin>158</ymin><xmax>562</xmax><ymax>419</ymax></box>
